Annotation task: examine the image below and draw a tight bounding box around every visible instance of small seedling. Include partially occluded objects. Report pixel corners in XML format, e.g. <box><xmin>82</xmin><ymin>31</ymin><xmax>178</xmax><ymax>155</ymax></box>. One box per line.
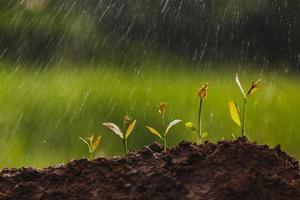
<box><xmin>146</xmin><ymin>102</ymin><xmax>181</xmax><ymax>152</ymax></box>
<box><xmin>102</xmin><ymin>114</ymin><xmax>136</xmax><ymax>155</ymax></box>
<box><xmin>79</xmin><ymin>134</ymin><xmax>101</xmax><ymax>160</ymax></box>
<box><xmin>185</xmin><ymin>84</ymin><xmax>208</xmax><ymax>144</ymax></box>
<box><xmin>229</xmin><ymin>73</ymin><xmax>261</xmax><ymax>137</ymax></box>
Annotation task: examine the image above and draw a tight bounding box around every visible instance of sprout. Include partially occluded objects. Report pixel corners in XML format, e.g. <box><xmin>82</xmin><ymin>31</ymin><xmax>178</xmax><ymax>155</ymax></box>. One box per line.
<box><xmin>185</xmin><ymin>122</ymin><xmax>197</xmax><ymax>132</ymax></box>
<box><xmin>198</xmin><ymin>84</ymin><xmax>208</xmax><ymax>99</ymax></box>
<box><xmin>186</xmin><ymin>83</ymin><xmax>209</xmax><ymax>144</ymax></box>
<box><xmin>79</xmin><ymin>134</ymin><xmax>101</xmax><ymax>160</ymax></box>
<box><xmin>146</xmin><ymin>102</ymin><xmax>181</xmax><ymax>152</ymax></box>
<box><xmin>229</xmin><ymin>74</ymin><xmax>261</xmax><ymax>137</ymax></box>
<box><xmin>103</xmin><ymin>115</ymin><xmax>136</xmax><ymax>155</ymax></box>
<box><xmin>158</xmin><ymin>102</ymin><xmax>167</xmax><ymax>115</ymax></box>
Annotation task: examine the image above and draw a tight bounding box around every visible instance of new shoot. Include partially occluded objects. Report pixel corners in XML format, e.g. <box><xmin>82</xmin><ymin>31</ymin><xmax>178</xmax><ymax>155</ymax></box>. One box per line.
<box><xmin>79</xmin><ymin>134</ymin><xmax>101</xmax><ymax>160</ymax></box>
<box><xmin>185</xmin><ymin>84</ymin><xmax>208</xmax><ymax>144</ymax></box>
<box><xmin>103</xmin><ymin>114</ymin><xmax>136</xmax><ymax>155</ymax></box>
<box><xmin>229</xmin><ymin>73</ymin><xmax>261</xmax><ymax>137</ymax></box>
<box><xmin>146</xmin><ymin>102</ymin><xmax>182</xmax><ymax>152</ymax></box>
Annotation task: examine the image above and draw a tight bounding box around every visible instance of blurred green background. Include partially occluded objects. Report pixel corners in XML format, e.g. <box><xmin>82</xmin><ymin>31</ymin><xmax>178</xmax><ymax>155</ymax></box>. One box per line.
<box><xmin>0</xmin><ymin>0</ymin><xmax>300</xmax><ymax>168</ymax></box>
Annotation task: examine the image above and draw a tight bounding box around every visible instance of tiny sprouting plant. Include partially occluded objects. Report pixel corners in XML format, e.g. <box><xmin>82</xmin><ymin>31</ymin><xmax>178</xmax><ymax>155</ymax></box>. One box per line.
<box><xmin>146</xmin><ymin>102</ymin><xmax>182</xmax><ymax>152</ymax></box>
<box><xmin>79</xmin><ymin>134</ymin><xmax>101</xmax><ymax>160</ymax></box>
<box><xmin>102</xmin><ymin>114</ymin><xmax>136</xmax><ymax>155</ymax></box>
<box><xmin>229</xmin><ymin>73</ymin><xmax>261</xmax><ymax>137</ymax></box>
<box><xmin>185</xmin><ymin>83</ymin><xmax>208</xmax><ymax>145</ymax></box>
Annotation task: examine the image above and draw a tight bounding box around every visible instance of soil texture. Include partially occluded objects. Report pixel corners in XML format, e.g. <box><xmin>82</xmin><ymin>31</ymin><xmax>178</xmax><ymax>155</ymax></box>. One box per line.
<box><xmin>0</xmin><ymin>137</ymin><xmax>300</xmax><ymax>200</ymax></box>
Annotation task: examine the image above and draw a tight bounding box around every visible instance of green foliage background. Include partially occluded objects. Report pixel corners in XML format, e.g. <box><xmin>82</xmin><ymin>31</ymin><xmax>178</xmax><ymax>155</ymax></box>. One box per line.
<box><xmin>0</xmin><ymin>62</ymin><xmax>298</xmax><ymax>167</ymax></box>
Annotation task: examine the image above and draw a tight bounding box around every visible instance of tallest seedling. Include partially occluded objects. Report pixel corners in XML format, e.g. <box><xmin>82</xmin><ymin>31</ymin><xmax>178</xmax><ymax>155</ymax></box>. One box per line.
<box><xmin>229</xmin><ymin>74</ymin><xmax>261</xmax><ymax>137</ymax></box>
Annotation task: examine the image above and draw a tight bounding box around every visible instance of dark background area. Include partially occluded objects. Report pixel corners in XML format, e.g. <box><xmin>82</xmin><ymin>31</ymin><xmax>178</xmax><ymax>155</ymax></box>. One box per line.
<box><xmin>1</xmin><ymin>0</ymin><xmax>300</xmax><ymax>69</ymax></box>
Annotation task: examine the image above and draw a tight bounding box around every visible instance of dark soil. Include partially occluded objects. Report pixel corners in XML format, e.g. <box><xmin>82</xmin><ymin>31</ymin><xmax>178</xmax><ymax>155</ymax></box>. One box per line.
<box><xmin>0</xmin><ymin>137</ymin><xmax>300</xmax><ymax>200</ymax></box>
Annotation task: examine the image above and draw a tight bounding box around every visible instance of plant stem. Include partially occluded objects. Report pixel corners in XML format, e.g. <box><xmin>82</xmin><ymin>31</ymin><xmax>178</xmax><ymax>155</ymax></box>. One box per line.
<box><xmin>162</xmin><ymin>112</ymin><xmax>165</xmax><ymax>129</ymax></box>
<box><xmin>122</xmin><ymin>122</ymin><xmax>128</xmax><ymax>155</ymax></box>
<box><xmin>123</xmin><ymin>138</ymin><xmax>128</xmax><ymax>155</ymax></box>
<box><xmin>197</xmin><ymin>98</ymin><xmax>203</xmax><ymax>145</ymax></box>
<box><xmin>241</xmin><ymin>98</ymin><xmax>247</xmax><ymax>137</ymax></box>
<box><xmin>163</xmin><ymin>134</ymin><xmax>167</xmax><ymax>152</ymax></box>
<box><xmin>162</xmin><ymin>112</ymin><xmax>167</xmax><ymax>152</ymax></box>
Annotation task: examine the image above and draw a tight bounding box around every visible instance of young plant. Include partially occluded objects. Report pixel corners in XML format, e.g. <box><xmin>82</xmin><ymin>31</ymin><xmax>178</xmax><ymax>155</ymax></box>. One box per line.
<box><xmin>185</xmin><ymin>84</ymin><xmax>208</xmax><ymax>144</ymax></box>
<box><xmin>229</xmin><ymin>73</ymin><xmax>261</xmax><ymax>137</ymax></box>
<box><xmin>146</xmin><ymin>102</ymin><xmax>182</xmax><ymax>152</ymax></box>
<box><xmin>79</xmin><ymin>134</ymin><xmax>101</xmax><ymax>160</ymax></box>
<box><xmin>102</xmin><ymin>114</ymin><xmax>136</xmax><ymax>155</ymax></box>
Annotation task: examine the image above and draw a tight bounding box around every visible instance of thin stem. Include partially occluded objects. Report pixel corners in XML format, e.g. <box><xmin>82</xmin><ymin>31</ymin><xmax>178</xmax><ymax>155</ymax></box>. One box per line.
<box><xmin>162</xmin><ymin>112</ymin><xmax>165</xmax><ymax>129</ymax></box>
<box><xmin>163</xmin><ymin>134</ymin><xmax>167</xmax><ymax>152</ymax></box>
<box><xmin>122</xmin><ymin>121</ymin><xmax>128</xmax><ymax>155</ymax></box>
<box><xmin>241</xmin><ymin>98</ymin><xmax>247</xmax><ymax>137</ymax></box>
<box><xmin>162</xmin><ymin>112</ymin><xmax>167</xmax><ymax>152</ymax></box>
<box><xmin>123</xmin><ymin>138</ymin><xmax>128</xmax><ymax>155</ymax></box>
<box><xmin>197</xmin><ymin>98</ymin><xmax>203</xmax><ymax>145</ymax></box>
<box><xmin>88</xmin><ymin>144</ymin><xmax>93</xmax><ymax>160</ymax></box>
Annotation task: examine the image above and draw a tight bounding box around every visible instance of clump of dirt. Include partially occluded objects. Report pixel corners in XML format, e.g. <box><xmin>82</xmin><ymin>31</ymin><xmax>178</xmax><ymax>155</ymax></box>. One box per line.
<box><xmin>0</xmin><ymin>137</ymin><xmax>300</xmax><ymax>200</ymax></box>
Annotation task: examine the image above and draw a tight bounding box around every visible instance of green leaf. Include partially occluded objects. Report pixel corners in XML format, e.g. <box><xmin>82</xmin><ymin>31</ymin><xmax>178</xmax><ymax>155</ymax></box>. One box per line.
<box><xmin>86</xmin><ymin>134</ymin><xmax>94</xmax><ymax>146</ymax></box>
<box><xmin>102</xmin><ymin>122</ymin><xmax>123</xmax><ymax>139</ymax></box>
<box><xmin>201</xmin><ymin>132</ymin><xmax>208</xmax><ymax>138</ymax></box>
<box><xmin>229</xmin><ymin>101</ymin><xmax>241</xmax><ymax>127</ymax></box>
<box><xmin>79</xmin><ymin>137</ymin><xmax>92</xmax><ymax>153</ymax></box>
<box><xmin>146</xmin><ymin>126</ymin><xmax>163</xmax><ymax>140</ymax></box>
<box><xmin>125</xmin><ymin>119</ymin><xmax>136</xmax><ymax>139</ymax></box>
<box><xmin>165</xmin><ymin>119</ymin><xmax>182</xmax><ymax>135</ymax></box>
<box><xmin>235</xmin><ymin>73</ymin><xmax>246</xmax><ymax>98</ymax></box>
<box><xmin>185</xmin><ymin>122</ymin><xmax>197</xmax><ymax>132</ymax></box>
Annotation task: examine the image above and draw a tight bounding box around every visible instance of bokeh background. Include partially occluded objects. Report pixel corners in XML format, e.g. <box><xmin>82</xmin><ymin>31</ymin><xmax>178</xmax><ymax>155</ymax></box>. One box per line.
<box><xmin>0</xmin><ymin>0</ymin><xmax>299</xmax><ymax>167</ymax></box>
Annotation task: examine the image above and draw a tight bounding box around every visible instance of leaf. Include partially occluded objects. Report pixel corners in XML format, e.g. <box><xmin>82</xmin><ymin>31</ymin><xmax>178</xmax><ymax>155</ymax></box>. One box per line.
<box><xmin>79</xmin><ymin>137</ymin><xmax>89</xmax><ymax>146</ymax></box>
<box><xmin>185</xmin><ymin>122</ymin><xmax>197</xmax><ymax>132</ymax></box>
<box><xmin>102</xmin><ymin>122</ymin><xmax>123</xmax><ymax>139</ymax></box>
<box><xmin>91</xmin><ymin>136</ymin><xmax>101</xmax><ymax>152</ymax></box>
<box><xmin>79</xmin><ymin>137</ymin><xmax>92</xmax><ymax>153</ymax></box>
<box><xmin>201</xmin><ymin>132</ymin><xmax>208</xmax><ymax>138</ymax></box>
<box><xmin>235</xmin><ymin>73</ymin><xmax>246</xmax><ymax>98</ymax></box>
<box><xmin>86</xmin><ymin>134</ymin><xmax>94</xmax><ymax>146</ymax></box>
<box><xmin>165</xmin><ymin>119</ymin><xmax>182</xmax><ymax>135</ymax></box>
<box><xmin>247</xmin><ymin>79</ymin><xmax>261</xmax><ymax>97</ymax></box>
<box><xmin>125</xmin><ymin>120</ymin><xmax>136</xmax><ymax>139</ymax></box>
<box><xmin>229</xmin><ymin>101</ymin><xmax>241</xmax><ymax>127</ymax></box>
<box><xmin>146</xmin><ymin>126</ymin><xmax>163</xmax><ymax>140</ymax></box>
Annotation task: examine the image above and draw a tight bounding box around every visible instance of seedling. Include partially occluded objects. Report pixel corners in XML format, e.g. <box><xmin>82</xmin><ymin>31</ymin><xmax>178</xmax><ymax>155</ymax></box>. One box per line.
<box><xmin>185</xmin><ymin>84</ymin><xmax>208</xmax><ymax>144</ymax></box>
<box><xmin>229</xmin><ymin>73</ymin><xmax>261</xmax><ymax>137</ymax></box>
<box><xmin>146</xmin><ymin>102</ymin><xmax>182</xmax><ymax>152</ymax></box>
<box><xmin>102</xmin><ymin>114</ymin><xmax>136</xmax><ymax>155</ymax></box>
<box><xmin>79</xmin><ymin>134</ymin><xmax>101</xmax><ymax>160</ymax></box>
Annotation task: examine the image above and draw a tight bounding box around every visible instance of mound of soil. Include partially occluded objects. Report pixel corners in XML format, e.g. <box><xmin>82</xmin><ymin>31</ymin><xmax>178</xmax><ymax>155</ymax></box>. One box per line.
<box><xmin>0</xmin><ymin>138</ymin><xmax>300</xmax><ymax>200</ymax></box>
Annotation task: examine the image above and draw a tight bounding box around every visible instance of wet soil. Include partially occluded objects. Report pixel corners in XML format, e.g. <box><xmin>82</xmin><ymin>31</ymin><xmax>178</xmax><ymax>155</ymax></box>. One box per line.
<box><xmin>0</xmin><ymin>137</ymin><xmax>300</xmax><ymax>200</ymax></box>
